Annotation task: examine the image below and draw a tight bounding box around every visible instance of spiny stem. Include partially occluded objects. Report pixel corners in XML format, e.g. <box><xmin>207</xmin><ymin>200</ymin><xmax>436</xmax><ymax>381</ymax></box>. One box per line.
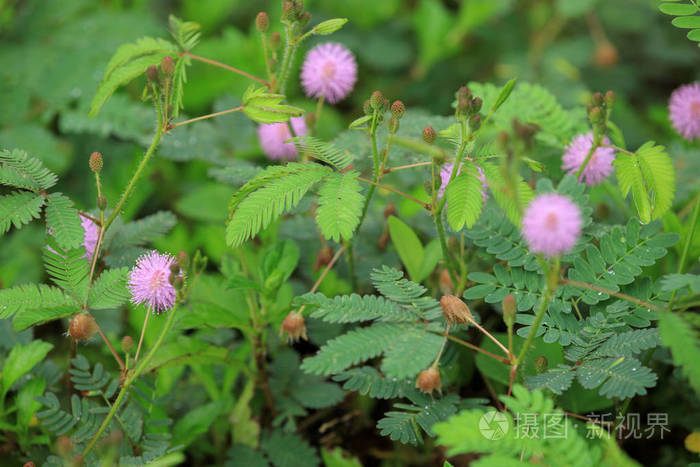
<box><xmin>167</xmin><ymin>106</ymin><xmax>243</xmax><ymax>131</ymax></box>
<box><xmin>356</xmin><ymin>176</ymin><xmax>430</xmax><ymax>210</ymax></box>
<box><xmin>183</xmin><ymin>52</ymin><xmax>270</xmax><ymax>87</ymax></box>
<box><xmin>561</xmin><ymin>279</ymin><xmax>664</xmax><ymax>311</ymax></box>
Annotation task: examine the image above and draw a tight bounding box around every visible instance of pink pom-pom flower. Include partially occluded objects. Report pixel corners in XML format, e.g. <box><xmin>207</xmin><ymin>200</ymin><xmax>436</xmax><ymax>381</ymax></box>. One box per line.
<box><xmin>438</xmin><ymin>162</ymin><xmax>488</xmax><ymax>201</ymax></box>
<box><xmin>561</xmin><ymin>132</ymin><xmax>615</xmax><ymax>186</ymax></box>
<box><xmin>521</xmin><ymin>193</ymin><xmax>582</xmax><ymax>258</ymax></box>
<box><xmin>257</xmin><ymin>116</ymin><xmax>308</xmax><ymax>160</ymax></box>
<box><xmin>669</xmin><ymin>82</ymin><xmax>700</xmax><ymax>141</ymax></box>
<box><xmin>128</xmin><ymin>251</ymin><xmax>177</xmax><ymax>313</ymax></box>
<box><xmin>300</xmin><ymin>42</ymin><xmax>357</xmax><ymax>104</ymax></box>
<box><xmin>80</xmin><ymin>215</ymin><xmax>99</xmax><ymax>260</ymax></box>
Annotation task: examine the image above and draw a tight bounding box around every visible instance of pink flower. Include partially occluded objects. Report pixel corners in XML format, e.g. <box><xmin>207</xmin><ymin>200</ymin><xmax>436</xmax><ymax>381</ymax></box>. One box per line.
<box><xmin>521</xmin><ymin>193</ymin><xmax>582</xmax><ymax>258</ymax></box>
<box><xmin>128</xmin><ymin>251</ymin><xmax>177</xmax><ymax>313</ymax></box>
<box><xmin>257</xmin><ymin>116</ymin><xmax>308</xmax><ymax>160</ymax></box>
<box><xmin>300</xmin><ymin>42</ymin><xmax>357</xmax><ymax>103</ymax></box>
<box><xmin>669</xmin><ymin>82</ymin><xmax>700</xmax><ymax>140</ymax></box>
<box><xmin>561</xmin><ymin>132</ymin><xmax>615</xmax><ymax>186</ymax></box>
<box><xmin>80</xmin><ymin>215</ymin><xmax>99</xmax><ymax>260</ymax></box>
<box><xmin>438</xmin><ymin>162</ymin><xmax>488</xmax><ymax>201</ymax></box>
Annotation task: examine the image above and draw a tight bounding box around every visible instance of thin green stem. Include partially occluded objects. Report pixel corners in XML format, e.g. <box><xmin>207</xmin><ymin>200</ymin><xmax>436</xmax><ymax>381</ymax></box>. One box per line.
<box><xmin>313</xmin><ymin>95</ymin><xmax>325</xmax><ymax>134</ymax></box>
<box><xmin>575</xmin><ymin>128</ymin><xmax>601</xmax><ymax>180</ymax></box>
<box><xmin>183</xmin><ymin>52</ymin><xmax>269</xmax><ymax>87</ymax></box>
<box><xmin>356</xmin><ymin>176</ymin><xmax>430</xmax><ymax>210</ymax></box>
<box><xmin>167</xmin><ymin>106</ymin><xmax>243</xmax><ymax>131</ymax></box>
<box><xmin>515</xmin><ymin>259</ymin><xmax>557</xmax><ymax>367</ymax></box>
<box><xmin>103</xmin><ymin>126</ymin><xmax>164</xmax><ymax>233</ymax></box>
<box><xmin>561</xmin><ymin>279</ymin><xmax>664</xmax><ymax>311</ymax></box>
<box><xmin>383</xmin><ymin>161</ymin><xmax>432</xmax><ymax>174</ymax></box>
<box><xmin>82</xmin><ymin>304</ymin><xmax>180</xmax><ymax>457</ymax></box>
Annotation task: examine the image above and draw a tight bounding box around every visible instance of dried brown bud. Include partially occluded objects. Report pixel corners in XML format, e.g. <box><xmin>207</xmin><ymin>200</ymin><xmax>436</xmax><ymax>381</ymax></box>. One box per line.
<box><xmin>56</xmin><ymin>435</ymin><xmax>72</xmax><ymax>457</ymax></box>
<box><xmin>416</xmin><ymin>367</ymin><xmax>442</xmax><ymax>394</ymax></box>
<box><xmin>502</xmin><ymin>294</ymin><xmax>516</xmax><ymax>327</ymax></box>
<box><xmin>256</xmin><ymin>12</ymin><xmax>270</xmax><ymax>32</ymax></box>
<box><xmin>439</xmin><ymin>269</ymin><xmax>454</xmax><ymax>295</ymax></box>
<box><xmin>281</xmin><ymin>311</ymin><xmax>307</xmax><ymax>343</ymax></box>
<box><xmin>384</xmin><ymin>203</ymin><xmax>397</xmax><ymax>219</ymax></box>
<box><xmin>145</xmin><ymin>65</ymin><xmax>159</xmax><ymax>82</ymax></box>
<box><xmin>89</xmin><ymin>151</ymin><xmax>103</xmax><ymax>173</ymax></box>
<box><xmin>422</xmin><ymin>126</ymin><xmax>436</xmax><ymax>144</ymax></box>
<box><xmin>594</xmin><ymin>42</ymin><xmax>618</xmax><ymax>68</ymax></box>
<box><xmin>535</xmin><ymin>356</ymin><xmax>548</xmax><ymax>374</ymax></box>
<box><xmin>377</xmin><ymin>230</ymin><xmax>390</xmax><ymax>250</ymax></box>
<box><xmin>440</xmin><ymin>295</ymin><xmax>473</xmax><ymax>325</ymax></box>
<box><xmin>69</xmin><ymin>313</ymin><xmax>97</xmax><ymax>340</ymax></box>
<box><xmin>160</xmin><ymin>56</ymin><xmax>175</xmax><ymax>76</ymax></box>
<box><xmin>391</xmin><ymin>100</ymin><xmax>405</xmax><ymax>119</ymax></box>
<box><xmin>121</xmin><ymin>336</ymin><xmax>134</xmax><ymax>353</ymax></box>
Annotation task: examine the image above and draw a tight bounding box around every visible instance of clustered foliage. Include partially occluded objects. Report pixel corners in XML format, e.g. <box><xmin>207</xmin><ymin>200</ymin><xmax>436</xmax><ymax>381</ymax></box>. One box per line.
<box><xmin>1</xmin><ymin>1</ymin><xmax>699</xmax><ymax>466</ymax></box>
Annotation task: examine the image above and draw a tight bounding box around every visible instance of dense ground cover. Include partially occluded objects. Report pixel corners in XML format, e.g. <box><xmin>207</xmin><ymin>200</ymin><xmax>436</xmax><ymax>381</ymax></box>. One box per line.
<box><xmin>1</xmin><ymin>1</ymin><xmax>699</xmax><ymax>466</ymax></box>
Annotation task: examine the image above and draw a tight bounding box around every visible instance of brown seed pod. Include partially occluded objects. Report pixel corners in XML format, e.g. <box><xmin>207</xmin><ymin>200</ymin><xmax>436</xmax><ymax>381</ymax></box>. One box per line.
<box><xmin>281</xmin><ymin>311</ymin><xmax>307</xmax><ymax>343</ymax></box>
<box><xmin>415</xmin><ymin>367</ymin><xmax>442</xmax><ymax>394</ymax></box>
<box><xmin>440</xmin><ymin>295</ymin><xmax>473</xmax><ymax>325</ymax></box>
<box><xmin>69</xmin><ymin>313</ymin><xmax>97</xmax><ymax>340</ymax></box>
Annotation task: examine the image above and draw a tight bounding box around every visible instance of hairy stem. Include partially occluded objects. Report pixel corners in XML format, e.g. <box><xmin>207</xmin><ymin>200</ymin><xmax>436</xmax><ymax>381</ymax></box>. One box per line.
<box><xmin>83</xmin><ymin>303</ymin><xmax>180</xmax><ymax>457</ymax></box>
<box><xmin>356</xmin><ymin>176</ymin><xmax>430</xmax><ymax>210</ymax></box>
<box><xmin>437</xmin><ymin>332</ymin><xmax>510</xmax><ymax>364</ymax></box>
<box><xmin>183</xmin><ymin>52</ymin><xmax>270</xmax><ymax>87</ymax></box>
<box><xmin>167</xmin><ymin>106</ymin><xmax>243</xmax><ymax>130</ymax></box>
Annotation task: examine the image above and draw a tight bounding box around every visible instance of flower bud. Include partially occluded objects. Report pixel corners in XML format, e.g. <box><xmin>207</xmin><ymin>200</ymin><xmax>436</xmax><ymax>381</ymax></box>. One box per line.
<box><xmin>177</xmin><ymin>250</ymin><xmax>190</xmax><ymax>270</ymax></box>
<box><xmin>362</xmin><ymin>98</ymin><xmax>372</xmax><ymax>115</ymax></box>
<box><xmin>145</xmin><ymin>65</ymin><xmax>159</xmax><ymax>82</ymax></box>
<box><xmin>299</xmin><ymin>11</ymin><xmax>311</xmax><ymax>27</ymax></box>
<box><xmin>592</xmin><ymin>92</ymin><xmax>604</xmax><ymax>107</ymax></box>
<box><xmin>440</xmin><ymin>295</ymin><xmax>472</xmax><ymax>325</ymax></box>
<box><xmin>594</xmin><ymin>42</ymin><xmax>618</xmax><ymax>68</ymax></box>
<box><xmin>588</xmin><ymin>106</ymin><xmax>603</xmax><ymax>124</ymax></box>
<box><xmin>97</xmin><ymin>195</ymin><xmax>107</xmax><ymax>210</ymax></box>
<box><xmin>255</xmin><ymin>12</ymin><xmax>270</xmax><ymax>32</ymax></box>
<box><xmin>281</xmin><ymin>2</ymin><xmax>295</xmax><ymax>22</ymax></box>
<box><xmin>416</xmin><ymin>367</ymin><xmax>442</xmax><ymax>394</ymax></box>
<box><xmin>439</xmin><ymin>269</ymin><xmax>454</xmax><ymax>295</ymax></box>
<box><xmin>535</xmin><ymin>356</ymin><xmax>548</xmax><ymax>374</ymax></box>
<box><xmin>23</xmin><ymin>463</ymin><xmax>36</xmax><ymax>467</ymax></box>
<box><xmin>457</xmin><ymin>96</ymin><xmax>471</xmax><ymax>114</ymax></box>
<box><xmin>89</xmin><ymin>151</ymin><xmax>103</xmax><ymax>173</ymax></box>
<box><xmin>457</xmin><ymin>85</ymin><xmax>470</xmax><ymax>101</ymax></box>
<box><xmin>391</xmin><ymin>100</ymin><xmax>405</xmax><ymax>119</ymax></box>
<box><xmin>293</xmin><ymin>0</ymin><xmax>304</xmax><ymax>14</ymax></box>
<box><xmin>468</xmin><ymin>113</ymin><xmax>481</xmax><ymax>131</ymax></box>
<box><xmin>121</xmin><ymin>336</ymin><xmax>134</xmax><ymax>353</ymax></box>
<box><xmin>605</xmin><ymin>90</ymin><xmax>616</xmax><ymax>108</ymax></box>
<box><xmin>387</xmin><ymin>116</ymin><xmax>399</xmax><ymax>133</ymax></box>
<box><xmin>269</xmin><ymin>32</ymin><xmax>282</xmax><ymax>51</ymax></box>
<box><xmin>281</xmin><ymin>310</ymin><xmax>307</xmax><ymax>343</ymax></box>
<box><xmin>377</xmin><ymin>230</ymin><xmax>390</xmax><ymax>250</ymax></box>
<box><xmin>502</xmin><ymin>294</ymin><xmax>516</xmax><ymax>327</ymax></box>
<box><xmin>69</xmin><ymin>313</ymin><xmax>97</xmax><ymax>340</ymax></box>
<box><xmin>471</xmin><ymin>97</ymin><xmax>483</xmax><ymax>113</ymax></box>
<box><xmin>422</xmin><ymin>126</ymin><xmax>436</xmax><ymax>144</ymax></box>
<box><xmin>370</xmin><ymin>91</ymin><xmax>384</xmax><ymax>111</ymax></box>
<box><xmin>161</xmin><ymin>56</ymin><xmax>175</xmax><ymax>76</ymax></box>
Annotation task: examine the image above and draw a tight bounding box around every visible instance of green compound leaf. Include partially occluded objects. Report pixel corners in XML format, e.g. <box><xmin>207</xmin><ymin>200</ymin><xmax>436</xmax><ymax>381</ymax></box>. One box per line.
<box><xmin>315</xmin><ymin>170</ymin><xmax>364</xmax><ymax>242</ymax></box>
<box><xmin>0</xmin><ymin>148</ymin><xmax>58</xmax><ymax>191</ymax></box>
<box><xmin>45</xmin><ymin>193</ymin><xmax>83</xmax><ymax>250</ymax></box>
<box><xmin>0</xmin><ymin>191</ymin><xmax>45</xmax><ymax>235</ymax></box>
